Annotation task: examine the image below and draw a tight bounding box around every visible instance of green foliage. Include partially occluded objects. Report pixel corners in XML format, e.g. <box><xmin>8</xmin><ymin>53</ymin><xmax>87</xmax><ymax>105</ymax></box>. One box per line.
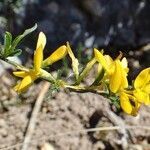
<box><xmin>0</xmin><ymin>0</ymin><xmax>21</xmax><ymax>9</ymax></box>
<box><xmin>109</xmin><ymin>96</ymin><xmax>120</xmax><ymax>109</ymax></box>
<box><xmin>62</xmin><ymin>57</ymin><xmax>70</xmax><ymax>76</ymax></box>
<box><xmin>92</xmin><ymin>69</ymin><xmax>105</xmax><ymax>86</ymax></box>
<box><xmin>0</xmin><ymin>24</ymin><xmax>37</xmax><ymax>59</ymax></box>
<box><xmin>4</xmin><ymin>32</ymin><xmax>12</xmax><ymax>51</ymax></box>
<box><xmin>77</xmin><ymin>43</ymin><xmax>91</xmax><ymax>64</ymax></box>
<box><xmin>45</xmin><ymin>82</ymin><xmax>60</xmax><ymax>101</ymax></box>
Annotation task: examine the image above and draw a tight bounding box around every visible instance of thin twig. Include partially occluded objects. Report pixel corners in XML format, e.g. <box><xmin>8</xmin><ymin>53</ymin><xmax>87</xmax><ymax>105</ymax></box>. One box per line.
<box><xmin>101</xmin><ymin>106</ymin><xmax>129</xmax><ymax>150</ymax></box>
<box><xmin>21</xmin><ymin>81</ymin><xmax>50</xmax><ymax>150</ymax></box>
<box><xmin>1</xmin><ymin>125</ymin><xmax>150</xmax><ymax>150</ymax></box>
<box><xmin>45</xmin><ymin>125</ymin><xmax>150</xmax><ymax>139</ymax></box>
<box><xmin>0</xmin><ymin>143</ymin><xmax>22</xmax><ymax>150</ymax></box>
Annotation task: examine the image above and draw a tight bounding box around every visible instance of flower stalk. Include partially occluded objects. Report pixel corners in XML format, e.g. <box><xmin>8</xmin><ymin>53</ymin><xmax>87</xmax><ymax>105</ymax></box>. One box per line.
<box><xmin>0</xmin><ymin>25</ymin><xmax>149</xmax><ymax>116</ymax></box>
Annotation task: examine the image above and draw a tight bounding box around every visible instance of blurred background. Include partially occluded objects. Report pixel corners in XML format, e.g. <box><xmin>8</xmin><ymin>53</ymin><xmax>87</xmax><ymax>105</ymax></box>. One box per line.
<box><xmin>0</xmin><ymin>0</ymin><xmax>149</xmax><ymax>69</ymax></box>
<box><xmin>0</xmin><ymin>0</ymin><xmax>150</xmax><ymax>77</ymax></box>
<box><xmin>0</xmin><ymin>0</ymin><xmax>150</xmax><ymax>47</ymax></box>
<box><xmin>0</xmin><ymin>0</ymin><xmax>150</xmax><ymax>150</ymax></box>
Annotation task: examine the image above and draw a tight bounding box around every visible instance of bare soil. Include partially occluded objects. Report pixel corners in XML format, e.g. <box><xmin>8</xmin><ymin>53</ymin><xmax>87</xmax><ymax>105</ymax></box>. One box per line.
<box><xmin>0</xmin><ymin>72</ymin><xmax>150</xmax><ymax>150</ymax></box>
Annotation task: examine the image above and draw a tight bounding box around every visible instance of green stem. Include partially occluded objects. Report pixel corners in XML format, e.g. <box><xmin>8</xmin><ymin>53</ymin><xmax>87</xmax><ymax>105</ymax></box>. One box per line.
<box><xmin>64</xmin><ymin>84</ymin><xmax>109</xmax><ymax>95</ymax></box>
<box><xmin>1</xmin><ymin>58</ymin><xmax>29</xmax><ymax>71</ymax></box>
<box><xmin>40</xmin><ymin>69</ymin><xmax>56</xmax><ymax>84</ymax></box>
<box><xmin>1</xmin><ymin>57</ymin><xmax>57</xmax><ymax>84</ymax></box>
<box><xmin>76</xmin><ymin>58</ymin><xmax>96</xmax><ymax>85</ymax></box>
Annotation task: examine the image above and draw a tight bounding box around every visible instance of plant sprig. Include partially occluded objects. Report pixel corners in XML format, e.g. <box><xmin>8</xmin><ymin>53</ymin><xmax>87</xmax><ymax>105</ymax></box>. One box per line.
<box><xmin>0</xmin><ymin>24</ymin><xmax>37</xmax><ymax>59</ymax></box>
<box><xmin>0</xmin><ymin>24</ymin><xmax>149</xmax><ymax>116</ymax></box>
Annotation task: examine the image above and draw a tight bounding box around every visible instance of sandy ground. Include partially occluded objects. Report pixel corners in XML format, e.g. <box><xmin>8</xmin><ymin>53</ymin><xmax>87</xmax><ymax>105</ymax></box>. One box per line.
<box><xmin>0</xmin><ymin>72</ymin><xmax>150</xmax><ymax>150</ymax></box>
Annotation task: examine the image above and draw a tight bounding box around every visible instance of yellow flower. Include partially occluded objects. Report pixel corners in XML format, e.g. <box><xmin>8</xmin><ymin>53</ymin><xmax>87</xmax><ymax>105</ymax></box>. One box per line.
<box><xmin>13</xmin><ymin>32</ymin><xmax>46</xmax><ymax>93</ymax></box>
<box><xmin>13</xmin><ymin>70</ymin><xmax>39</xmax><ymax>93</ymax></box>
<box><xmin>94</xmin><ymin>49</ymin><xmax>112</xmax><ymax>73</ymax></box>
<box><xmin>119</xmin><ymin>68</ymin><xmax>150</xmax><ymax>116</ymax></box>
<box><xmin>13</xmin><ymin>32</ymin><xmax>67</xmax><ymax>93</ymax></box>
<box><xmin>109</xmin><ymin>59</ymin><xmax>128</xmax><ymax>93</ymax></box>
<box><xmin>133</xmin><ymin>68</ymin><xmax>150</xmax><ymax>105</ymax></box>
<box><xmin>94</xmin><ymin>49</ymin><xmax>128</xmax><ymax>93</ymax></box>
<box><xmin>120</xmin><ymin>91</ymin><xmax>141</xmax><ymax>116</ymax></box>
<box><xmin>42</xmin><ymin>45</ymin><xmax>67</xmax><ymax>68</ymax></box>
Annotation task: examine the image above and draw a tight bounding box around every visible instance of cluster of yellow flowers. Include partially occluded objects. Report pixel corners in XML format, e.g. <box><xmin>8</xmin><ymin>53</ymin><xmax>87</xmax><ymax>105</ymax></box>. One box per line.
<box><xmin>13</xmin><ymin>32</ymin><xmax>150</xmax><ymax>116</ymax></box>
<box><xmin>94</xmin><ymin>49</ymin><xmax>150</xmax><ymax>116</ymax></box>
<box><xmin>13</xmin><ymin>32</ymin><xmax>67</xmax><ymax>92</ymax></box>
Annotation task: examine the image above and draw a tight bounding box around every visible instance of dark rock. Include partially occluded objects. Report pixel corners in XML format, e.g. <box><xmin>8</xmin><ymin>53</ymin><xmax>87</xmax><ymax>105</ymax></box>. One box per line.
<box><xmin>1</xmin><ymin>0</ymin><xmax>150</xmax><ymax>51</ymax></box>
<box><xmin>24</xmin><ymin>0</ymin><xmax>86</xmax><ymax>51</ymax></box>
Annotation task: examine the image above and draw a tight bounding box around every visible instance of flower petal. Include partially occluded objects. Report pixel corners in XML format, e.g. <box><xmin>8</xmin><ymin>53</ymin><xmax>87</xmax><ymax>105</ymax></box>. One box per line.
<box><xmin>18</xmin><ymin>75</ymin><xmax>33</xmax><ymax>92</ymax></box>
<box><xmin>14</xmin><ymin>82</ymin><xmax>21</xmax><ymax>91</ymax></box>
<box><xmin>143</xmin><ymin>84</ymin><xmax>150</xmax><ymax>93</ymax></box>
<box><xmin>34</xmin><ymin>45</ymin><xmax>43</xmax><ymax>72</ymax></box>
<box><xmin>133</xmin><ymin>89</ymin><xmax>150</xmax><ymax>105</ymax></box>
<box><xmin>120</xmin><ymin>66</ymin><xmax>128</xmax><ymax>89</ymax></box>
<box><xmin>134</xmin><ymin>67</ymin><xmax>150</xmax><ymax>89</ymax></box>
<box><xmin>36</xmin><ymin>32</ymin><xmax>46</xmax><ymax>50</ymax></box>
<box><xmin>121</xmin><ymin>74</ymin><xmax>128</xmax><ymax>89</ymax></box>
<box><xmin>121</xmin><ymin>57</ymin><xmax>128</xmax><ymax>69</ymax></box>
<box><xmin>34</xmin><ymin>32</ymin><xmax>46</xmax><ymax>72</ymax></box>
<box><xmin>42</xmin><ymin>45</ymin><xmax>67</xmax><ymax>67</ymax></box>
<box><xmin>121</xmin><ymin>57</ymin><xmax>129</xmax><ymax>73</ymax></box>
<box><xmin>94</xmin><ymin>49</ymin><xmax>109</xmax><ymax>72</ymax></box>
<box><xmin>13</xmin><ymin>71</ymin><xmax>28</xmax><ymax>78</ymax></box>
<box><xmin>132</xmin><ymin>102</ymin><xmax>141</xmax><ymax>116</ymax></box>
<box><xmin>14</xmin><ymin>74</ymin><xmax>37</xmax><ymax>93</ymax></box>
<box><xmin>120</xmin><ymin>92</ymin><xmax>141</xmax><ymax>116</ymax></box>
<box><xmin>120</xmin><ymin>92</ymin><xmax>133</xmax><ymax>115</ymax></box>
<box><xmin>109</xmin><ymin>60</ymin><xmax>122</xmax><ymax>93</ymax></box>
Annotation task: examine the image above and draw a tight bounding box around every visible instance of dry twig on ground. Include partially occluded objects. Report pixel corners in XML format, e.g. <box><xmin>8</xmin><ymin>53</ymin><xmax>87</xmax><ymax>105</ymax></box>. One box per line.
<box><xmin>21</xmin><ymin>82</ymin><xmax>50</xmax><ymax>150</ymax></box>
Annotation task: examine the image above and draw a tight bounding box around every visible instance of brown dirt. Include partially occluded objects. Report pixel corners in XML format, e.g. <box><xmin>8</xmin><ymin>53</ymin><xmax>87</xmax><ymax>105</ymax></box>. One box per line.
<box><xmin>0</xmin><ymin>71</ymin><xmax>150</xmax><ymax>150</ymax></box>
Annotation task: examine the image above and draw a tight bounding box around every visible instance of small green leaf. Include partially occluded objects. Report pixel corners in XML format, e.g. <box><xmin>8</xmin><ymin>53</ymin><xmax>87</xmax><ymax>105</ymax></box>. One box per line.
<box><xmin>4</xmin><ymin>32</ymin><xmax>12</xmax><ymax>51</ymax></box>
<box><xmin>23</xmin><ymin>23</ymin><xmax>38</xmax><ymax>37</ymax></box>
<box><xmin>109</xmin><ymin>96</ymin><xmax>120</xmax><ymax>109</ymax></box>
<box><xmin>76</xmin><ymin>58</ymin><xmax>96</xmax><ymax>85</ymax></box>
<box><xmin>67</xmin><ymin>42</ymin><xmax>79</xmax><ymax>80</ymax></box>
<box><xmin>92</xmin><ymin>68</ymin><xmax>105</xmax><ymax>86</ymax></box>
<box><xmin>0</xmin><ymin>46</ymin><xmax>5</xmax><ymax>58</ymax></box>
<box><xmin>9</xmin><ymin>49</ymin><xmax>22</xmax><ymax>57</ymax></box>
<box><xmin>1</xmin><ymin>24</ymin><xmax>37</xmax><ymax>58</ymax></box>
<box><xmin>11</xmin><ymin>24</ymin><xmax>37</xmax><ymax>51</ymax></box>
